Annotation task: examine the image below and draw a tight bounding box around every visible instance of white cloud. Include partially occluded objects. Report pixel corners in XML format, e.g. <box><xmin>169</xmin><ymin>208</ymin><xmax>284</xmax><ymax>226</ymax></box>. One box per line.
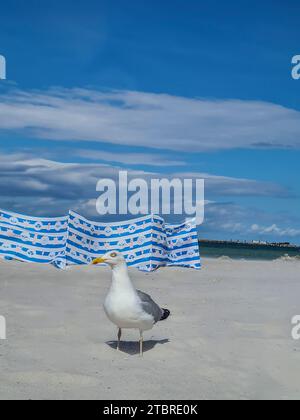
<box><xmin>200</xmin><ymin>202</ymin><xmax>300</xmax><ymax>241</ymax></box>
<box><xmin>220</xmin><ymin>222</ymin><xmax>244</xmax><ymax>233</ymax></box>
<box><xmin>0</xmin><ymin>153</ymin><xmax>298</xmax><ymax>241</ymax></box>
<box><xmin>251</xmin><ymin>223</ymin><xmax>300</xmax><ymax>238</ymax></box>
<box><xmin>72</xmin><ymin>149</ymin><xmax>185</xmax><ymax>166</ymax></box>
<box><xmin>172</xmin><ymin>171</ymin><xmax>290</xmax><ymax>198</ymax></box>
<box><xmin>0</xmin><ymin>152</ymin><xmax>290</xmax><ymax>218</ymax></box>
<box><xmin>1</xmin><ymin>87</ymin><xmax>300</xmax><ymax>151</ymax></box>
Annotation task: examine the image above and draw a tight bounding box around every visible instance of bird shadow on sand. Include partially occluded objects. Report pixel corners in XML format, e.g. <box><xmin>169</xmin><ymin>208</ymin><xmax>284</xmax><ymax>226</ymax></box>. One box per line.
<box><xmin>106</xmin><ymin>339</ymin><xmax>169</xmax><ymax>355</ymax></box>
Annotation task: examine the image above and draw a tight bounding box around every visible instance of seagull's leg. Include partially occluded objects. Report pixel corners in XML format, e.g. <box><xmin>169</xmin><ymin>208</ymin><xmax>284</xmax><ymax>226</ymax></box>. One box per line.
<box><xmin>139</xmin><ymin>330</ymin><xmax>143</xmax><ymax>357</ymax></box>
<box><xmin>117</xmin><ymin>328</ymin><xmax>122</xmax><ymax>351</ymax></box>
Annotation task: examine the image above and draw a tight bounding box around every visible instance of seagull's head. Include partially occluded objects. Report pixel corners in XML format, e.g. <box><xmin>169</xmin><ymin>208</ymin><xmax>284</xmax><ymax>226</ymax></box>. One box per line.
<box><xmin>92</xmin><ymin>251</ymin><xmax>126</xmax><ymax>268</ymax></box>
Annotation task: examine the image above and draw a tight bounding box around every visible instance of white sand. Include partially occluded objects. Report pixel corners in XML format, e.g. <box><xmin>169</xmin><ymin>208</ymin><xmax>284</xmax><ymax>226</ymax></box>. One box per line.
<box><xmin>0</xmin><ymin>257</ymin><xmax>300</xmax><ymax>400</ymax></box>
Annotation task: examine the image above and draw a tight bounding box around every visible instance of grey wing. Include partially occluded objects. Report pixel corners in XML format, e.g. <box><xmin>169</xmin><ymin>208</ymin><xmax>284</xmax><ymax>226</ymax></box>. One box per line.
<box><xmin>137</xmin><ymin>290</ymin><xmax>163</xmax><ymax>323</ymax></box>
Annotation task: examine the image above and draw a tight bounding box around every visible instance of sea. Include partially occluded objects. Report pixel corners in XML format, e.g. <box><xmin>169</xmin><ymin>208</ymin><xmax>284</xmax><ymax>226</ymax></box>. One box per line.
<box><xmin>199</xmin><ymin>241</ymin><xmax>300</xmax><ymax>261</ymax></box>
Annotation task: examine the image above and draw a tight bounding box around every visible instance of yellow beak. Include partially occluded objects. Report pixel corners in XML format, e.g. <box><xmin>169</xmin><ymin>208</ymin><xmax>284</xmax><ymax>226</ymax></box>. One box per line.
<box><xmin>92</xmin><ymin>257</ymin><xmax>106</xmax><ymax>265</ymax></box>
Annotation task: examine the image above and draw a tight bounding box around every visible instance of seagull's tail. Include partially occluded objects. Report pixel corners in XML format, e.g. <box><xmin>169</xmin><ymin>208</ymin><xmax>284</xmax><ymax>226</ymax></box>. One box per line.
<box><xmin>160</xmin><ymin>308</ymin><xmax>170</xmax><ymax>321</ymax></box>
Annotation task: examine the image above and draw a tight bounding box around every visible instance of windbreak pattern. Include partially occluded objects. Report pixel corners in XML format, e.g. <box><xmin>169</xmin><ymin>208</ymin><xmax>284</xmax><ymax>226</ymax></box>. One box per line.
<box><xmin>0</xmin><ymin>209</ymin><xmax>200</xmax><ymax>271</ymax></box>
<box><xmin>0</xmin><ymin>209</ymin><xmax>68</xmax><ymax>269</ymax></box>
<box><xmin>66</xmin><ymin>211</ymin><xmax>200</xmax><ymax>271</ymax></box>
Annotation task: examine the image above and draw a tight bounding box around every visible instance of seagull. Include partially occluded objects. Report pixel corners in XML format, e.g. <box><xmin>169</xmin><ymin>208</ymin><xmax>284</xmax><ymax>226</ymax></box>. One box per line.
<box><xmin>92</xmin><ymin>251</ymin><xmax>170</xmax><ymax>356</ymax></box>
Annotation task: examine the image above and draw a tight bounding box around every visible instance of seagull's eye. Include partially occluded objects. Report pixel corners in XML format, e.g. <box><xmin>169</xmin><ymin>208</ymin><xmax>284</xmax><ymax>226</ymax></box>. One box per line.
<box><xmin>110</xmin><ymin>252</ymin><xmax>117</xmax><ymax>258</ymax></box>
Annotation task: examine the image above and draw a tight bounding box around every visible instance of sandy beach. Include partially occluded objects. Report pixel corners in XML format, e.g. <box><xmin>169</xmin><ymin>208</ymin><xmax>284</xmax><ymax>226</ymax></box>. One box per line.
<box><xmin>0</xmin><ymin>257</ymin><xmax>300</xmax><ymax>400</ymax></box>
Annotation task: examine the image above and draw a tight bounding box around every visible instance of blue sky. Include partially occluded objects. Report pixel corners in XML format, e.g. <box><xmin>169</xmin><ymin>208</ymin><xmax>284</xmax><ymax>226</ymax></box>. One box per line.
<box><xmin>0</xmin><ymin>0</ymin><xmax>300</xmax><ymax>243</ymax></box>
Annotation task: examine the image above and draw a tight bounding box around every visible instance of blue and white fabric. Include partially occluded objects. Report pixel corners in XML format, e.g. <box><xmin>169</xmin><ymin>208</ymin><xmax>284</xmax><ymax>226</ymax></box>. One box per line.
<box><xmin>66</xmin><ymin>211</ymin><xmax>200</xmax><ymax>271</ymax></box>
<box><xmin>0</xmin><ymin>209</ymin><xmax>68</xmax><ymax>269</ymax></box>
<box><xmin>0</xmin><ymin>209</ymin><xmax>200</xmax><ymax>271</ymax></box>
